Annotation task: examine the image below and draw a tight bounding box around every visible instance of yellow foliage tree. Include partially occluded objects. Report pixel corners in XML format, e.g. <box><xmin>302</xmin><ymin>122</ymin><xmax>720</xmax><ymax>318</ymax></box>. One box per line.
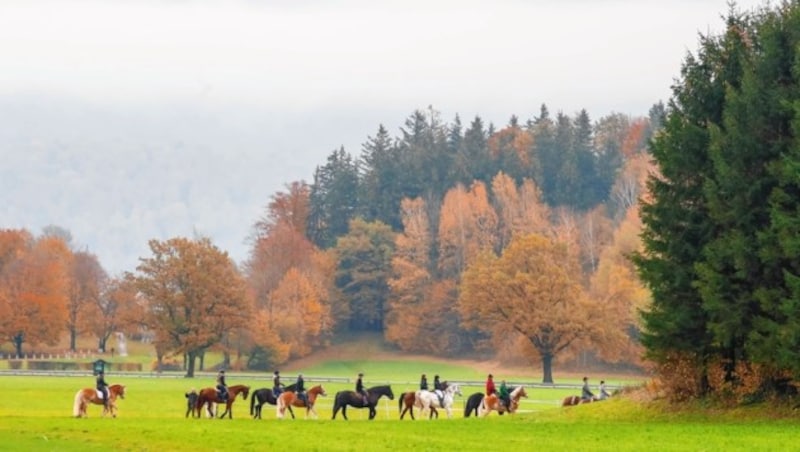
<box><xmin>459</xmin><ymin>234</ymin><xmax>607</xmax><ymax>383</ymax></box>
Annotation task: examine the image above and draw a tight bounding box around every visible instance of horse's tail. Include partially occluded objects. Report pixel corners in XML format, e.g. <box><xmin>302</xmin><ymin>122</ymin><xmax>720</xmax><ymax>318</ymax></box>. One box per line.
<box><xmin>464</xmin><ymin>397</ymin><xmax>472</xmax><ymax>418</ymax></box>
<box><xmin>398</xmin><ymin>393</ymin><xmax>404</xmax><ymax>414</ymax></box>
<box><xmin>73</xmin><ymin>390</ymin><xmax>83</xmax><ymax>417</ymax></box>
<box><xmin>250</xmin><ymin>390</ymin><xmax>256</xmax><ymax>416</ymax></box>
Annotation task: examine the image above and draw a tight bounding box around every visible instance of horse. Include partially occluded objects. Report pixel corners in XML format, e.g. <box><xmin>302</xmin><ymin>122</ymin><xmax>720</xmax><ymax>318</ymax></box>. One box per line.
<box><xmin>415</xmin><ymin>383</ymin><xmax>462</xmax><ymax>419</ymax></box>
<box><xmin>275</xmin><ymin>385</ymin><xmax>327</xmax><ymax>419</ymax></box>
<box><xmin>464</xmin><ymin>392</ymin><xmax>484</xmax><ymax>417</ymax></box>
<box><xmin>185</xmin><ymin>390</ymin><xmax>199</xmax><ymax>418</ymax></box>
<box><xmin>195</xmin><ymin>384</ymin><xmax>250</xmax><ymax>419</ymax></box>
<box><xmin>250</xmin><ymin>383</ymin><xmax>297</xmax><ymax>419</ymax></box>
<box><xmin>332</xmin><ymin>385</ymin><xmax>394</xmax><ymax>420</ymax></box>
<box><xmin>478</xmin><ymin>385</ymin><xmax>528</xmax><ymax>416</ymax></box>
<box><xmin>562</xmin><ymin>395</ymin><xmax>600</xmax><ymax>406</ymax></box>
<box><xmin>400</xmin><ymin>390</ymin><xmax>443</xmax><ymax>420</ymax></box>
<box><xmin>73</xmin><ymin>383</ymin><xmax>126</xmax><ymax>418</ymax></box>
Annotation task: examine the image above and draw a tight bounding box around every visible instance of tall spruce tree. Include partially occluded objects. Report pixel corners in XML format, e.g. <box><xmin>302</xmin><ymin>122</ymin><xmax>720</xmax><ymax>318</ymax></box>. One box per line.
<box><xmin>634</xmin><ymin>14</ymin><xmax>748</xmax><ymax>393</ymax></box>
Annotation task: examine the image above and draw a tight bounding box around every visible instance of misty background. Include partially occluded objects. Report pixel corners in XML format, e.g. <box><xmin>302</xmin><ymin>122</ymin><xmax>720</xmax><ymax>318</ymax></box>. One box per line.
<box><xmin>0</xmin><ymin>0</ymin><xmax>763</xmax><ymax>274</ymax></box>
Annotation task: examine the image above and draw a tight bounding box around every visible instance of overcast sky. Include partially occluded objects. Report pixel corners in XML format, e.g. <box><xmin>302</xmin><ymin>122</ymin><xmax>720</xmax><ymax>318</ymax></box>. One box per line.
<box><xmin>0</xmin><ymin>0</ymin><xmax>766</xmax><ymax>274</ymax></box>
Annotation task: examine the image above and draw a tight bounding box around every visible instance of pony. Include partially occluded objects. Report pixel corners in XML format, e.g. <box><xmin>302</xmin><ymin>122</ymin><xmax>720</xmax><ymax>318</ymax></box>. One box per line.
<box><xmin>478</xmin><ymin>385</ymin><xmax>528</xmax><ymax>417</ymax></box>
<box><xmin>185</xmin><ymin>390</ymin><xmax>199</xmax><ymax>418</ymax></box>
<box><xmin>464</xmin><ymin>392</ymin><xmax>484</xmax><ymax>417</ymax></box>
<box><xmin>73</xmin><ymin>383</ymin><xmax>126</xmax><ymax>418</ymax></box>
<box><xmin>415</xmin><ymin>383</ymin><xmax>462</xmax><ymax>419</ymax></box>
<box><xmin>195</xmin><ymin>384</ymin><xmax>250</xmax><ymax>419</ymax></box>
<box><xmin>250</xmin><ymin>383</ymin><xmax>297</xmax><ymax>419</ymax></box>
<box><xmin>332</xmin><ymin>385</ymin><xmax>394</xmax><ymax>420</ymax></box>
<box><xmin>275</xmin><ymin>385</ymin><xmax>327</xmax><ymax>419</ymax></box>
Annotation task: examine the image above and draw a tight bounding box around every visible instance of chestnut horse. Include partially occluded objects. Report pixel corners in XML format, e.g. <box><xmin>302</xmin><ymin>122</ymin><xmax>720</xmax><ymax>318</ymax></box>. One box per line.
<box><xmin>195</xmin><ymin>384</ymin><xmax>250</xmax><ymax>419</ymax></box>
<box><xmin>275</xmin><ymin>385</ymin><xmax>326</xmax><ymax>419</ymax></box>
<box><xmin>399</xmin><ymin>388</ymin><xmax>444</xmax><ymax>420</ymax></box>
<box><xmin>478</xmin><ymin>385</ymin><xmax>527</xmax><ymax>416</ymax></box>
<box><xmin>73</xmin><ymin>383</ymin><xmax>126</xmax><ymax>418</ymax></box>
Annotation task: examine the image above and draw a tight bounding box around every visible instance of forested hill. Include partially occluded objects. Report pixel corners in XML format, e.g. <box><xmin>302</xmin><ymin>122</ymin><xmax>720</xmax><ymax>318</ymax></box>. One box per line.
<box><xmin>305</xmin><ymin>104</ymin><xmax>664</xmax><ymax>249</ymax></box>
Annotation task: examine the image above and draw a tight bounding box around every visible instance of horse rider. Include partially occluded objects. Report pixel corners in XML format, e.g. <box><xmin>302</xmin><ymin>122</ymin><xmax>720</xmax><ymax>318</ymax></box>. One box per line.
<box><xmin>433</xmin><ymin>374</ymin><xmax>444</xmax><ymax>406</ymax></box>
<box><xmin>96</xmin><ymin>370</ymin><xmax>109</xmax><ymax>410</ymax></box>
<box><xmin>273</xmin><ymin>370</ymin><xmax>284</xmax><ymax>397</ymax></box>
<box><xmin>295</xmin><ymin>373</ymin><xmax>307</xmax><ymax>406</ymax></box>
<box><xmin>581</xmin><ymin>376</ymin><xmax>595</xmax><ymax>401</ymax></box>
<box><xmin>217</xmin><ymin>370</ymin><xmax>229</xmax><ymax>402</ymax></box>
<box><xmin>355</xmin><ymin>372</ymin><xmax>368</xmax><ymax>405</ymax></box>
<box><xmin>599</xmin><ymin>380</ymin><xmax>611</xmax><ymax>400</ymax></box>
<box><xmin>498</xmin><ymin>380</ymin><xmax>511</xmax><ymax>411</ymax></box>
<box><xmin>419</xmin><ymin>373</ymin><xmax>428</xmax><ymax>391</ymax></box>
<box><xmin>485</xmin><ymin>374</ymin><xmax>496</xmax><ymax>397</ymax></box>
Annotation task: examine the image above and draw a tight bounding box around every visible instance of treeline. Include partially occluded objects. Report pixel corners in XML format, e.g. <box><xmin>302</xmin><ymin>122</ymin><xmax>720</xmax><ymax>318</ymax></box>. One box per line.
<box><xmin>635</xmin><ymin>3</ymin><xmax>800</xmax><ymax>401</ymax></box>
<box><xmin>0</xmin><ymin>106</ymin><xmax>660</xmax><ymax>381</ymax></box>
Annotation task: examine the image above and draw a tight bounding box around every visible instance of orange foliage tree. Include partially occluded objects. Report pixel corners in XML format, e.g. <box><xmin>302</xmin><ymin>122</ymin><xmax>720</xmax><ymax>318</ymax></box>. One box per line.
<box><xmin>0</xmin><ymin>233</ymin><xmax>71</xmax><ymax>356</ymax></box>
<box><xmin>459</xmin><ymin>234</ymin><xmax>600</xmax><ymax>383</ymax></box>
<box><xmin>438</xmin><ymin>181</ymin><xmax>498</xmax><ymax>278</ymax></box>
<box><xmin>491</xmin><ymin>172</ymin><xmax>550</xmax><ymax>250</ymax></box>
<box><xmin>134</xmin><ymin>237</ymin><xmax>251</xmax><ymax>377</ymax></box>
<box><xmin>244</xmin><ymin>183</ymin><xmax>340</xmax><ymax>369</ymax></box>
<box><xmin>385</xmin><ymin>197</ymin><xmax>436</xmax><ymax>351</ymax></box>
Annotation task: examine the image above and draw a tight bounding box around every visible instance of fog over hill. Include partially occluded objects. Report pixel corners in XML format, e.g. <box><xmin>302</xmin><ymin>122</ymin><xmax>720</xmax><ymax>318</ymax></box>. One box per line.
<box><xmin>0</xmin><ymin>96</ymin><xmax>395</xmax><ymax>274</ymax></box>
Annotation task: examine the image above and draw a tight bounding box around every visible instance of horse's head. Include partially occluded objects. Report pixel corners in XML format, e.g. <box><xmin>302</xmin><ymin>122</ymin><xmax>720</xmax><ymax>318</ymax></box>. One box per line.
<box><xmin>310</xmin><ymin>385</ymin><xmax>326</xmax><ymax>397</ymax></box>
<box><xmin>449</xmin><ymin>383</ymin><xmax>462</xmax><ymax>397</ymax></box>
<box><xmin>113</xmin><ymin>385</ymin><xmax>126</xmax><ymax>399</ymax></box>
<box><xmin>386</xmin><ymin>386</ymin><xmax>394</xmax><ymax>400</ymax></box>
<box><xmin>241</xmin><ymin>386</ymin><xmax>250</xmax><ymax>400</ymax></box>
<box><xmin>511</xmin><ymin>385</ymin><xmax>527</xmax><ymax>400</ymax></box>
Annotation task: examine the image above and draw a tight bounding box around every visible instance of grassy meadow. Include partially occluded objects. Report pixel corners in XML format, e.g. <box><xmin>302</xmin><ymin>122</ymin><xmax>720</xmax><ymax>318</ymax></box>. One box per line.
<box><xmin>1</xmin><ymin>360</ymin><xmax>798</xmax><ymax>451</ymax></box>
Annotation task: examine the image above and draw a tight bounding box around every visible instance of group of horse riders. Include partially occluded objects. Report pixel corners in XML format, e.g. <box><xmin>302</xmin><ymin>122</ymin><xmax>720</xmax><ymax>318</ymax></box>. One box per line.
<box><xmin>268</xmin><ymin>369</ymin><xmax>369</xmax><ymax>406</ymax></box>
<box><xmin>419</xmin><ymin>373</ymin><xmax>448</xmax><ymax>406</ymax></box>
<box><xmin>484</xmin><ymin>373</ymin><xmax>513</xmax><ymax>411</ymax></box>
<box><xmin>582</xmin><ymin>376</ymin><xmax>611</xmax><ymax>401</ymax></box>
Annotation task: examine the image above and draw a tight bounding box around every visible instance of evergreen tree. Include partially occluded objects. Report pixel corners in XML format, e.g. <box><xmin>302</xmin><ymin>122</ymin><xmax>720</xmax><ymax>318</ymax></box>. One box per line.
<box><xmin>307</xmin><ymin>147</ymin><xmax>359</xmax><ymax>248</ymax></box>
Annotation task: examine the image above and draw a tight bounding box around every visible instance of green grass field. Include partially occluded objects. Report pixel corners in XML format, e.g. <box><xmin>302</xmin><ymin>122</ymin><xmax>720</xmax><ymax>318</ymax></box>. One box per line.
<box><xmin>1</xmin><ymin>361</ymin><xmax>798</xmax><ymax>451</ymax></box>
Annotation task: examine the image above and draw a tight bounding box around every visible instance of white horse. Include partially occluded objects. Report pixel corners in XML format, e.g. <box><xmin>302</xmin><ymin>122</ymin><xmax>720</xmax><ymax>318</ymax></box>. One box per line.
<box><xmin>415</xmin><ymin>383</ymin><xmax>462</xmax><ymax>419</ymax></box>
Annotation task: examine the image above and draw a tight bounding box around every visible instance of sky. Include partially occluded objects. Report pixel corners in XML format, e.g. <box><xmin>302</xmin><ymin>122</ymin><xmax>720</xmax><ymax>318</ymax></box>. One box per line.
<box><xmin>0</xmin><ymin>0</ymin><xmax>767</xmax><ymax>275</ymax></box>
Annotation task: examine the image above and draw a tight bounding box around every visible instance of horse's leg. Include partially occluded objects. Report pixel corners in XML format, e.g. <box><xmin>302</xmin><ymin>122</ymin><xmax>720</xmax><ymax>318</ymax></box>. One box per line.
<box><xmin>288</xmin><ymin>404</ymin><xmax>295</xmax><ymax>419</ymax></box>
<box><xmin>342</xmin><ymin>405</ymin><xmax>348</xmax><ymax>420</ymax></box>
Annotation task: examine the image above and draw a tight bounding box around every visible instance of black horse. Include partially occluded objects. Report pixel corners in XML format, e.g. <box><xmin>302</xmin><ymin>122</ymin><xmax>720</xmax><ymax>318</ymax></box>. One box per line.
<box><xmin>464</xmin><ymin>392</ymin><xmax>484</xmax><ymax>417</ymax></box>
<box><xmin>464</xmin><ymin>392</ymin><xmax>506</xmax><ymax>417</ymax></box>
<box><xmin>250</xmin><ymin>383</ymin><xmax>297</xmax><ymax>419</ymax></box>
<box><xmin>332</xmin><ymin>385</ymin><xmax>394</xmax><ymax>420</ymax></box>
<box><xmin>185</xmin><ymin>390</ymin><xmax>199</xmax><ymax>418</ymax></box>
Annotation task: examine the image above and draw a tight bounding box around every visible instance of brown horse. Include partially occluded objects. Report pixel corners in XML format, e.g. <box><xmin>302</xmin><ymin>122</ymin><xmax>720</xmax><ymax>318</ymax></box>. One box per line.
<box><xmin>275</xmin><ymin>384</ymin><xmax>326</xmax><ymax>419</ymax></box>
<box><xmin>195</xmin><ymin>384</ymin><xmax>250</xmax><ymax>419</ymax></box>
<box><xmin>478</xmin><ymin>386</ymin><xmax>528</xmax><ymax>416</ymax></box>
<box><xmin>73</xmin><ymin>384</ymin><xmax>126</xmax><ymax>418</ymax></box>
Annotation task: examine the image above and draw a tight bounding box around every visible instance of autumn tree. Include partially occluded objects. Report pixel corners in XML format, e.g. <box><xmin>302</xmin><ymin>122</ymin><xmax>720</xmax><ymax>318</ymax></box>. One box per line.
<box><xmin>459</xmin><ymin>234</ymin><xmax>599</xmax><ymax>383</ymax></box>
<box><xmin>84</xmin><ymin>275</ymin><xmax>138</xmax><ymax>353</ymax></box>
<box><xmin>134</xmin><ymin>237</ymin><xmax>251</xmax><ymax>377</ymax></box>
<box><xmin>438</xmin><ymin>181</ymin><xmax>498</xmax><ymax>278</ymax></box>
<box><xmin>385</xmin><ymin>197</ymin><xmax>434</xmax><ymax>351</ymax></box>
<box><xmin>67</xmin><ymin>251</ymin><xmax>107</xmax><ymax>351</ymax></box>
<box><xmin>0</xmin><ymin>234</ymin><xmax>71</xmax><ymax>356</ymax></box>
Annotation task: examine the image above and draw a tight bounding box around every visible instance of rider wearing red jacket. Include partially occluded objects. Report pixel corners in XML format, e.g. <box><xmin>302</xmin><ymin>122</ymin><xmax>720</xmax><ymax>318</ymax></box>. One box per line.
<box><xmin>485</xmin><ymin>374</ymin><xmax>496</xmax><ymax>396</ymax></box>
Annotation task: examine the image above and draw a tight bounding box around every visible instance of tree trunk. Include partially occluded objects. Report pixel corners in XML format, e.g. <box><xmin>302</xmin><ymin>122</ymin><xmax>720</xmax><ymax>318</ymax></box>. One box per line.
<box><xmin>13</xmin><ymin>332</ymin><xmax>24</xmax><ymax>357</ymax></box>
<box><xmin>199</xmin><ymin>351</ymin><xmax>205</xmax><ymax>371</ymax></box>
<box><xmin>185</xmin><ymin>351</ymin><xmax>197</xmax><ymax>378</ymax></box>
<box><xmin>541</xmin><ymin>352</ymin><xmax>554</xmax><ymax>384</ymax></box>
<box><xmin>98</xmin><ymin>337</ymin><xmax>107</xmax><ymax>353</ymax></box>
<box><xmin>69</xmin><ymin>328</ymin><xmax>77</xmax><ymax>352</ymax></box>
